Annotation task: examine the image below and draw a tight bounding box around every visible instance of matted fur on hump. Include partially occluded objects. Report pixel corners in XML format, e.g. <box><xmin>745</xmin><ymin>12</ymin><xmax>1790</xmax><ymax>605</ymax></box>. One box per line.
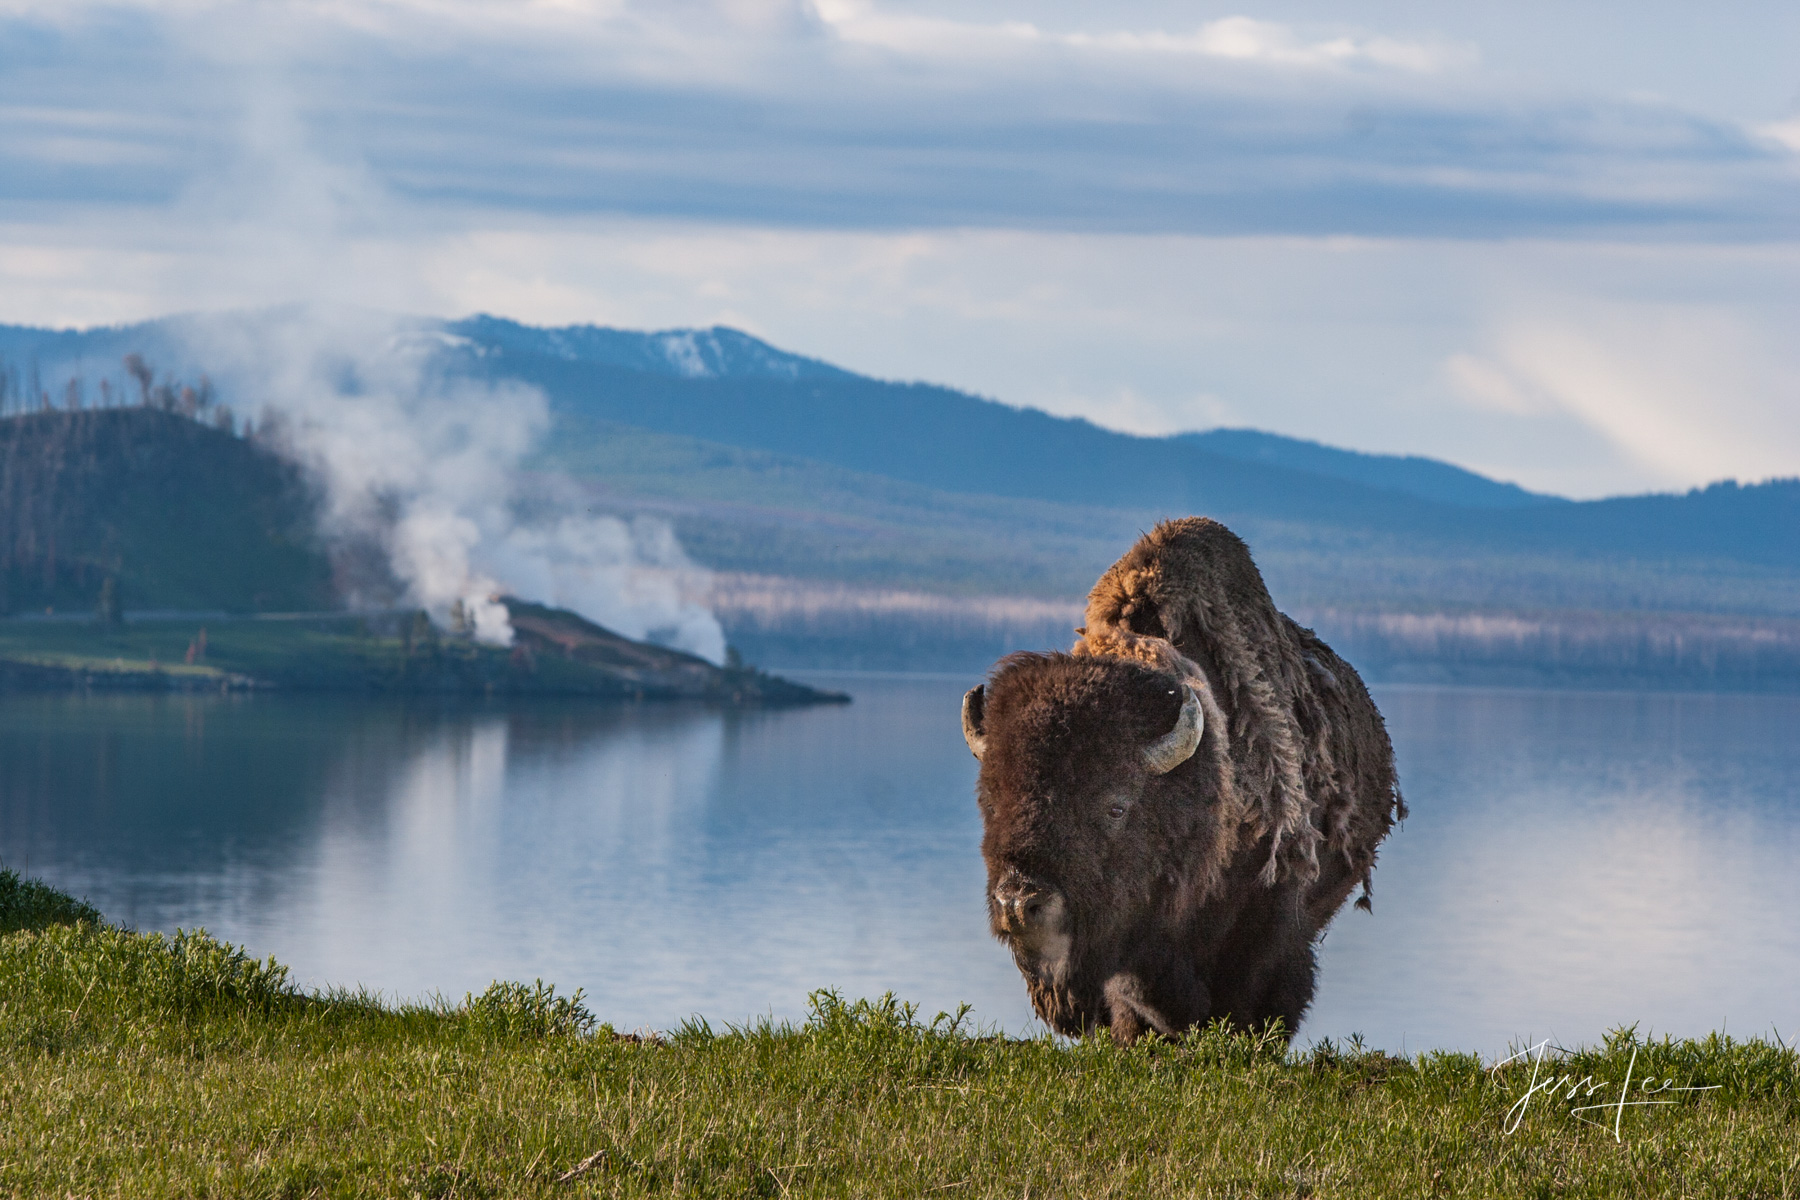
<box><xmin>1074</xmin><ymin>517</ymin><xmax>1404</xmax><ymax>895</ymax></box>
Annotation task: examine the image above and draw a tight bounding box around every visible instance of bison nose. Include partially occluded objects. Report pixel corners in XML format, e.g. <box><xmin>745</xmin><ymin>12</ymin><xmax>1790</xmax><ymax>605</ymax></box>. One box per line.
<box><xmin>993</xmin><ymin>876</ymin><xmax>1052</xmax><ymax>932</ymax></box>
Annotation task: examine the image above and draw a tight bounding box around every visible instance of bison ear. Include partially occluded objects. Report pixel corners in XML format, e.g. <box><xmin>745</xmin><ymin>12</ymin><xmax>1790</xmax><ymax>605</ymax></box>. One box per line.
<box><xmin>961</xmin><ymin>685</ymin><xmax>989</xmax><ymax>760</ymax></box>
<box><xmin>1142</xmin><ymin>686</ymin><xmax>1202</xmax><ymax>774</ymax></box>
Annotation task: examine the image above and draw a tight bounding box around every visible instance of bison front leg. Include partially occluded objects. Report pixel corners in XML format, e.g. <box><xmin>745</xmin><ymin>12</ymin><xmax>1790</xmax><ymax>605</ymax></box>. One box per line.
<box><xmin>1102</xmin><ymin>963</ymin><xmax>1210</xmax><ymax>1045</ymax></box>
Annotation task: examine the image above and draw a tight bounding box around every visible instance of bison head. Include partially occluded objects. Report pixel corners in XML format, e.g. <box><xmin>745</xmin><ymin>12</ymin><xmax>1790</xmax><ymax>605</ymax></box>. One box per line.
<box><xmin>962</xmin><ymin>652</ymin><xmax>1233</xmax><ymax>1038</ymax></box>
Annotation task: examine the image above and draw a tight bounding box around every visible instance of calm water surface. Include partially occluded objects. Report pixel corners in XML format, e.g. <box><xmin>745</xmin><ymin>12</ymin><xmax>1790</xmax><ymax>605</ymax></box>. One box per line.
<box><xmin>4</xmin><ymin>676</ymin><xmax>1797</xmax><ymax>1054</ymax></box>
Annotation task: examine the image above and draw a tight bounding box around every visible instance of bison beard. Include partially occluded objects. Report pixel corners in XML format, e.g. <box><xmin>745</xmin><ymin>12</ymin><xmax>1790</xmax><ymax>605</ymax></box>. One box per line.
<box><xmin>962</xmin><ymin>518</ymin><xmax>1404</xmax><ymax>1044</ymax></box>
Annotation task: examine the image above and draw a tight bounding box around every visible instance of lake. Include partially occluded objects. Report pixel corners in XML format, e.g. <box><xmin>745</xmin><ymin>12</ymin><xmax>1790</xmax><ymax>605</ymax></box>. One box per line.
<box><xmin>4</xmin><ymin>675</ymin><xmax>1797</xmax><ymax>1056</ymax></box>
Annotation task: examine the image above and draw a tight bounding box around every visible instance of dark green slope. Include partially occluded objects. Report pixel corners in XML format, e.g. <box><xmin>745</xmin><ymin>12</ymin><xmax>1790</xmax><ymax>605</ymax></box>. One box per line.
<box><xmin>0</xmin><ymin>409</ymin><xmax>333</xmax><ymax>614</ymax></box>
<box><xmin>0</xmin><ymin>408</ymin><xmax>844</xmax><ymax>703</ymax></box>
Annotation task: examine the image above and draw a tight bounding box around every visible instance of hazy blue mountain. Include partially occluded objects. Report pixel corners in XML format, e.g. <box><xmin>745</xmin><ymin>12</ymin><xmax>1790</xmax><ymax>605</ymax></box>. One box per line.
<box><xmin>0</xmin><ymin>320</ymin><xmax>187</xmax><ymax>384</ymax></box>
<box><xmin>0</xmin><ymin>309</ymin><xmax>855</xmax><ymax>411</ymax></box>
<box><xmin>475</xmin><ymin>350</ymin><xmax>1431</xmax><ymax>526</ymax></box>
<box><xmin>446</xmin><ymin>338</ymin><xmax>1800</xmax><ymax>575</ymax></box>
<box><xmin>0</xmin><ymin>308</ymin><xmax>382</xmax><ymax>395</ymax></box>
<box><xmin>1177</xmin><ymin>428</ymin><xmax>1563</xmax><ymax>509</ymax></box>
<box><xmin>8</xmin><ymin>310</ymin><xmax>1798</xmax><ymax>587</ymax></box>
<box><xmin>0</xmin><ymin>310</ymin><xmax>1583</xmax><ymax>523</ymax></box>
<box><xmin>535</xmin><ymin>414</ymin><xmax>1800</xmax><ymax>620</ymax></box>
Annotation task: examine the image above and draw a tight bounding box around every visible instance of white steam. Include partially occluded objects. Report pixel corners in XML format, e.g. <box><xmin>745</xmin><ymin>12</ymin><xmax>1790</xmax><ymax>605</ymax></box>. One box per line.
<box><xmin>486</xmin><ymin>512</ymin><xmax>727</xmax><ymax>663</ymax></box>
<box><xmin>128</xmin><ymin>16</ymin><xmax>726</xmax><ymax>663</ymax></box>
<box><xmin>184</xmin><ymin>307</ymin><xmax>726</xmax><ymax>661</ymax></box>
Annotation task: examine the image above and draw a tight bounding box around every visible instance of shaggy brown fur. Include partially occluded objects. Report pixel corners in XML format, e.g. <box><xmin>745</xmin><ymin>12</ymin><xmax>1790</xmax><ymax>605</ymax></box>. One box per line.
<box><xmin>1076</xmin><ymin>516</ymin><xmax>1405</xmax><ymax>901</ymax></box>
<box><xmin>967</xmin><ymin>517</ymin><xmax>1403</xmax><ymax>1043</ymax></box>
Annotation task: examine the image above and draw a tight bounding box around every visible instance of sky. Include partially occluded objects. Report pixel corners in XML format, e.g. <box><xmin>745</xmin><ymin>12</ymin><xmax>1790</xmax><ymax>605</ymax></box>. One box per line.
<box><xmin>1</xmin><ymin>0</ymin><xmax>1797</xmax><ymax>497</ymax></box>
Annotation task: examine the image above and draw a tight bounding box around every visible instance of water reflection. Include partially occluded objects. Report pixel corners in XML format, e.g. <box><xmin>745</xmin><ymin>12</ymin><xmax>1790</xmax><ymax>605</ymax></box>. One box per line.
<box><xmin>1</xmin><ymin>685</ymin><xmax>1028</xmax><ymax>1032</ymax></box>
<box><xmin>1311</xmin><ymin>688</ymin><xmax>1800</xmax><ymax>1053</ymax></box>
<box><xmin>3</xmin><ymin>682</ymin><xmax>1796</xmax><ymax>1052</ymax></box>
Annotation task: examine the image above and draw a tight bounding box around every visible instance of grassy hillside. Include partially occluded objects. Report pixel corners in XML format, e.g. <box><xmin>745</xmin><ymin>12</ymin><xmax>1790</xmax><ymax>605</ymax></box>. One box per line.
<box><xmin>536</xmin><ymin>415</ymin><xmax>1157</xmax><ymax>598</ymax></box>
<box><xmin>468</xmin><ymin>341</ymin><xmax>1800</xmax><ymax>578</ymax></box>
<box><xmin>543</xmin><ymin>416</ymin><xmax>1800</xmax><ymax>620</ymax></box>
<box><xmin>0</xmin><ymin>409</ymin><xmax>332</xmax><ymax>615</ymax></box>
<box><xmin>538</xmin><ymin>417</ymin><xmax>1800</xmax><ymax>681</ymax></box>
<box><xmin>478</xmin><ymin>333</ymin><xmax>1800</xmax><ymax>632</ymax></box>
<box><xmin>4</xmin><ymin>870</ymin><xmax>1797</xmax><ymax>1197</ymax></box>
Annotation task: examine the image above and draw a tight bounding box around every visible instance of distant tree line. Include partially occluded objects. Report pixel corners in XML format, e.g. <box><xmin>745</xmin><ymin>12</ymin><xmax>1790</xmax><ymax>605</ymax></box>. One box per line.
<box><xmin>0</xmin><ymin>352</ymin><xmax>245</xmax><ymax>437</ymax></box>
<box><xmin>710</xmin><ymin>574</ymin><xmax>1083</xmax><ymax>671</ymax></box>
<box><xmin>707</xmin><ymin>574</ymin><xmax>1800</xmax><ymax>689</ymax></box>
<box><xmin>1299</xmin><ymin>607</ymin><xmax>1800</xmax><ymax>692</ymax></box>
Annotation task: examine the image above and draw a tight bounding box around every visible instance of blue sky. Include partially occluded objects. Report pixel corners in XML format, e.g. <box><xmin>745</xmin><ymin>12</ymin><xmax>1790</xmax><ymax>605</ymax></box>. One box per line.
<box><xmin>2</xmin><ymin>0</ymin><xmax>1797</xmax><ymax>496</ymax></box>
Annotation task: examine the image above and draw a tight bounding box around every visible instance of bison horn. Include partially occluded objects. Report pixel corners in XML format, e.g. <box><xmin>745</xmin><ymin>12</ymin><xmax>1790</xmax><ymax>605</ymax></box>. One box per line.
<box><xmin>1142</xmin><ymin>686</ymin><xmax>1202</xmax><ymax>774</ymax></box>
<box><xmin>961</xmin><ymin>685</ymin><xmax>988</xmax><ymax>760</ymax></box>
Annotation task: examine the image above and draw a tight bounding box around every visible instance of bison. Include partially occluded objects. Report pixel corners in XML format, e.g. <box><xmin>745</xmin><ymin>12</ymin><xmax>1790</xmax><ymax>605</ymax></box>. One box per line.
<box><xmin>960</xmin><ymin>517</ymin><xmax>1404</xmax><ymax>1044</ymax></box>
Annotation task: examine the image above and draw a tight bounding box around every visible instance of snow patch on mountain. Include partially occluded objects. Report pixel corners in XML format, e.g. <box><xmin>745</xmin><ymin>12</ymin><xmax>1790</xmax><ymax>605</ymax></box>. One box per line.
<box><xmin>445</xmin><ymin>315</ymin><xmax>854</xmax><ymax>382</ymax></box>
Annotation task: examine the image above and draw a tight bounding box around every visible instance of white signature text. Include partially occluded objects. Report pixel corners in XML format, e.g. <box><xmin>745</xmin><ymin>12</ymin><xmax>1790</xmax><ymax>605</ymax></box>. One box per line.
<box><xmin>1492</xmin><ymin>1039</ymin><xmax>1721</xmax><ymax>1140</ymax></box>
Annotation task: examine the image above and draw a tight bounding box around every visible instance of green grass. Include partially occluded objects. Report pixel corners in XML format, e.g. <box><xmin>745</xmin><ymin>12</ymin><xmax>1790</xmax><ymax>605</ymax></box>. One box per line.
<box><xmin>0</xmin><ymin>866</ymin><xmax>104</xmax><ymax>934</ymax></box>
<box><xmin>3</xmin><ymin>874</ymin><xmax>1797</xmax><ymax>1197</ymax></box>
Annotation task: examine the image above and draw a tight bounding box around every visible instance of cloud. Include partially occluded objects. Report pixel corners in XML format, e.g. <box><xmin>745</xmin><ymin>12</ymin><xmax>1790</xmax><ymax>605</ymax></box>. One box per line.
<box><xmin>2</xmin><ymin>1</ymin><xmax>1796</xmax><ymax>499</ymax></box>
<box><xmin>0</xmin><ymin>2</ymin><xmax>736</xmax><ymax>657</ymax></box>
<box><xmin>7</xmin><ymin>206</ymin><xmax>1797</xmax><ymax>498</ymax></box>
<box><xmin>1</xmin><ymin>0</ymin><xmax>1794</xmax><ymax>239</ymax></box>
<box><xmin>813</xmin><ymin>5</ymin><xmax>1476</xmax><ymax>73</ymax></box>
<box><xmin>1455</xmin><ymin>307</ymin><xmax>1800</xmax><ymax>489</ymax></box>
<box><xmin>1443</xmin><ymin>353</ymin><xmax>1557</xmax><ymax>419</ymax></box>
<box><xmin>1759</xmin><ymin>117</ymin><xmax>1800</xmax><ymax>153</ymax></box>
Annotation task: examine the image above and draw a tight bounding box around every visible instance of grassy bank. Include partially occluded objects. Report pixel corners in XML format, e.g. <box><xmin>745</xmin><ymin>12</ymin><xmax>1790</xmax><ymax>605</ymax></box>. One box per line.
<box><xmin>3</xmin><ymin>870</ymin><xmax>1796</xmax><ymax>1198</ymax></box>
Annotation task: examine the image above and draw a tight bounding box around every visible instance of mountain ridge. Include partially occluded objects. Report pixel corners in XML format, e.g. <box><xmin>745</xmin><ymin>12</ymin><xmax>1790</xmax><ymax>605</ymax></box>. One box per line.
<box><xmin>7</xmin><ymin>311</ymin><xmax>1800</xmax><ymax>685</ymax></box>
<box><xmin>6</xmin><ymin>309</ymin><xmax>1799</xmax><ymax>605</ymax></box>
<box><xmin>443</xmin><ymin>315</ymin><xmax>855</xmax><ymax>383</ymax></box>
<box><xmin>1177</xmin><ymin>428</ymin><xmax>1563</xmax><ymax>510</ymax></box>
<box><xmin>0</xmin><ymin>309</ymin><xmax>1597</xmax><ymax>514</ymax></box>
<box><xmin>460</xmin><ymin>341</ymin><xmax>1800</xmax><ymax>573</ymax></box>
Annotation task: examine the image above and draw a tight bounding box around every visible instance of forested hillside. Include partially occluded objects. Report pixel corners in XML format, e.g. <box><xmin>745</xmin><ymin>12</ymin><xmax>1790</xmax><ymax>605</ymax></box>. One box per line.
<box><xmin>0</xmin><ymin>409</ymin><xmax>332</xmax><ymax>615</ymax></box>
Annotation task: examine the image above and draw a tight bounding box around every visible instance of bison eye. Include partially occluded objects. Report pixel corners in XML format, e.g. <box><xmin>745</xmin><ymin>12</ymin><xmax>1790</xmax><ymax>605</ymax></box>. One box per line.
<box><xmin>1107</xmin><ymin>802</ymin><xmax>1127</xmax><ymax>820</ymax></box>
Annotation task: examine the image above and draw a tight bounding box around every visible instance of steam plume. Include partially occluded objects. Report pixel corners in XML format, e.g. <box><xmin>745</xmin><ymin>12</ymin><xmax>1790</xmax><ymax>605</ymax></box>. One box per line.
<box><xmin>183</xmin><ymin>307</ymin><xmax>726</xmax><ymax>661</ymax></box>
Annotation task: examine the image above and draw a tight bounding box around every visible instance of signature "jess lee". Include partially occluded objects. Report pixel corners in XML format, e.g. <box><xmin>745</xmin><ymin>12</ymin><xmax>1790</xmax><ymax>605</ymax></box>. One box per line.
<box><xmin>1492</xmin><ymin>1039</ymin><xmax>1722</xmax><ymax>1140</ymax></box>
